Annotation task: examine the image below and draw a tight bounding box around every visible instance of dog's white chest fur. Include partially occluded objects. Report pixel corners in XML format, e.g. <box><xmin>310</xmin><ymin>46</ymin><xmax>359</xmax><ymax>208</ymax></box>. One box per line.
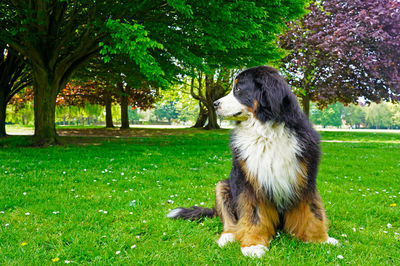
<box><xmin>232</xmin><ymin>118</ymin><xmax>303</xmax><ymax>210</ymax></box>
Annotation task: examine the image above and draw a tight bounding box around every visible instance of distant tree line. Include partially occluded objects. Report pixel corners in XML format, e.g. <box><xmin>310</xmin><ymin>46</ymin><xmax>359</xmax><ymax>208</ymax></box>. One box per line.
<box><xmin>311</xmin><ymin>102</ymin><xmax>400</xmax><ymax>129</ymax></box>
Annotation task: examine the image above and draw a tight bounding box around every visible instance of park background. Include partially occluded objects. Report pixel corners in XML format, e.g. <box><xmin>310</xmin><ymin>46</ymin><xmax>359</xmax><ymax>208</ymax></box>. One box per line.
<box><xmin>1</xmin><ymin>0</ymin><xmax>399</xmax><ymax>264</ymax></box>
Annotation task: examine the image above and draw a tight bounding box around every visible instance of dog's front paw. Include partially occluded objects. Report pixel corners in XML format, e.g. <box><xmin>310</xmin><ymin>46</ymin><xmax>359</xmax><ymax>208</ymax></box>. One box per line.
<box><xmin>241</xmin><ymin>244</ymin><xmax>268</xmax><ymax>258</ymax></box>
<box><xmin>217</xmin><ymin>233</ymin><xmax>235</xmax><ymax>247</ymax></box>
<box><xmin>324</xmin><ymin>237</ymin><xmax>339</xmax><ymax>245</ymax></box>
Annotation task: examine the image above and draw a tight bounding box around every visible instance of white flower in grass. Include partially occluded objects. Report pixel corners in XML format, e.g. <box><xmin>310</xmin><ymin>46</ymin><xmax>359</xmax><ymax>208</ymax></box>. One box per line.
<box><xmin>63</xmin><ymin>171</ymin><xmax>66</xmax><ymax>174</ymax></box>
<box><xmin>84</xmin><ymin>169</ymin><xmax>87</xmax><ymax>172</ymax></box>
<box><xmin>25</xmin><ymin>212</ymin><xmax>30</xmax><ymax>216</ymax></box>
<box><xmin>5</xmin><ymin>223</ymin><xmax>9</xmax><ymax>227</ymax></box>
<box><xmin>387</xmin><ymin>223</ymin><xmax>392</xmax><ymax>228</ymax></box>
<box><xmin>115</xmin><ymin>250</ymin><xmax>121</xmax><ymax>255</ymax></box>
<box><xmin>23</xmin><ymin>192</ymin><xmax>27</xmax><ymax>195</ymax></box>
<box><xmin>131</xmin><ymin>245</ymin><xmax>136</xmax><ymax>249</ymax></box>
<box><xmin>337</xmin><ymin>255</ymin><xmax>344</xmax><ymax>259</ymax></box>
<box><xmin>64</xmin><ymin>260</ymin><xmax>71</xmax><ymax>263</ymax></box>
<box><xmin>0</xmin><ymin>211</ymin><xmax>4</xmax><ymax>214</ymax></box>
<box><xmin>52</xmin><ymin>211</ymin><xmax>59</xmax><ymax>214</ymax></box>
<box><xmin>121</xmin><ymin>172</ymin><xmax>124</xmax><ymax>176</ymax></box>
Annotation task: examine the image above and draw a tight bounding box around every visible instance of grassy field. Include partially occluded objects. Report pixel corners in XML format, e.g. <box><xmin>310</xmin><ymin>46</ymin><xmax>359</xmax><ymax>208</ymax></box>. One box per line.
<box><xmin>0</xmin><ymin>129</ymin><xmax>399</xmax><ymax>264</ymax></box>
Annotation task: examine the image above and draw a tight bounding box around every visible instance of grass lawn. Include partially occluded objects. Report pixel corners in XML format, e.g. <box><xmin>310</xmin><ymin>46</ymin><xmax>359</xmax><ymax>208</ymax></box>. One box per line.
<box><xmin>0</xmin><ymin>129</ymin><xmax>399</xmax><ymax>264</ymax></box>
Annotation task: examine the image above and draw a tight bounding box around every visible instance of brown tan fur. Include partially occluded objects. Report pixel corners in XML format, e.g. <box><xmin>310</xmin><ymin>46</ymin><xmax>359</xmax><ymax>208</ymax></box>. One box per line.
<box><xmin>296</xmin><ymin>160</ymin><xmax>308</xmax><ymax>190</ymax></box>
<box><xmin>246</xmin><ymin>100</ymin><xmax>259</xmax><ymax>117</ymax></box>
<box><xmin>218</xmin><ymin>160</ymin><xmax>279</xmax><ymax>248</ymax></box>
<box><xmin>283</xmin><ymin>192</ymin><xmax>329</xmax><ymax>242</ymax></box>
<box><xmin>235</xmin><ymin>192</ymin><xmax>279</xmax><ymax>247</ymax></box>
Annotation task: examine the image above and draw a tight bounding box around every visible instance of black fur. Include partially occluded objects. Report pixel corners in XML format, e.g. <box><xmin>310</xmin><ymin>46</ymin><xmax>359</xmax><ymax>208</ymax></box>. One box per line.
<box><xmin>169</xmin><ymin>206</ymin><xmax>216</xmax><ymax>221</ymax></box>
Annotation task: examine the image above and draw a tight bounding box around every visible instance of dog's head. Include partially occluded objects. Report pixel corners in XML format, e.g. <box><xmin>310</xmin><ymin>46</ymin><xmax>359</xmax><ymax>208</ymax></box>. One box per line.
<box><xmin>214</xmin><ymin>66</ymin><xmax>300</xmax><ymax>123</ymax></box>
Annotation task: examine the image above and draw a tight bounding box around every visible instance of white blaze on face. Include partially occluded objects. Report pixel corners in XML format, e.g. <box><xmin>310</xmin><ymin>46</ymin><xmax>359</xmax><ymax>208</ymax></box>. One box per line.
<box><xmin>215</xmin><ymin>90</ymin><xmax>249</xmax><ymax>120</ymax></box>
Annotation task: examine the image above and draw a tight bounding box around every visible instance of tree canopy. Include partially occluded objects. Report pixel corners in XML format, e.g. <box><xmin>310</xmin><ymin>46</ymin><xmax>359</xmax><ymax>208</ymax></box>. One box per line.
<box><xmin>0</xmin><ymin>0</ymin><xmax>309</xmax><ymax>143</ymax></box>
<box><xmin>280</xmin><ymin>0</ymin><xmax>400</xmax><ymax>116</ymax></box>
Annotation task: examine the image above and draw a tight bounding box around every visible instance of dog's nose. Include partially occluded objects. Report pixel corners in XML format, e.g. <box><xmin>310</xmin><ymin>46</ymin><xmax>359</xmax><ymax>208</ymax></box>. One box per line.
<box><xmin>214</xmin><ymin>100</ymin><xmax>220</xmax><ymax>109</ymax></box>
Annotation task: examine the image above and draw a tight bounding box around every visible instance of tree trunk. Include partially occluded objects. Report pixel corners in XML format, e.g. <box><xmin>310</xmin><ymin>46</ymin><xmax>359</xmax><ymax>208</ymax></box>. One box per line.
<box><xmin>301</xmin><ymin>93</ymin><xmax>310</xmax><ymax>118</ymax></box>
<box><xmin>120</xmin><ymin>89</ymin><xmax>129</xmax><ymax>129</ymax></box>
<box><xmin>204</xmin><ymin>102</ymin><xmax>220</xmax><ymax>129</ymax></box>
<box><xmin>33</xmin><ymin>69</ymin><xmax>58</xmax><ymax>145</ymax></box>
<box><xmin>0</xmin><ymin>91</ymin><xmax>6</xmax><ymax>137</ymax></box>
<box><xmin>192</xmin><ymin>103</ymin><xmax>208</xmax><ymax>128</ymax></box>
<box><xmin>104</xmin><ymin>91</ymin><xmax>114</xmax><ymax>128</ymax></box>
<box><xmin>204</xmin><ymin>74</ymin><xmax>220</xmax><ymax>129</ymax></box>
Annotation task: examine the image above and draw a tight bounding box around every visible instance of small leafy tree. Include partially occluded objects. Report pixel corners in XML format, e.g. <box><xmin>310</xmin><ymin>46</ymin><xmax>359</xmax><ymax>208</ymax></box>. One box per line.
<box><xmin>365</xmin><ymin>103</ymin><xmax>393</xmax><ymax>129</ymax></box>
<box><xmin>154</xmin><ymin>102</ymin><xmax>180</xmax><ymax>124</ymax></box>
<box><xmin>310</xmin><ymin>103</ymin><xmax>344</xmax><ymax>128</ymax></box>
<box><xmin>343</xmin><ymin>104</ymin><xmax>366</xmax><ymax>129</ymax></box>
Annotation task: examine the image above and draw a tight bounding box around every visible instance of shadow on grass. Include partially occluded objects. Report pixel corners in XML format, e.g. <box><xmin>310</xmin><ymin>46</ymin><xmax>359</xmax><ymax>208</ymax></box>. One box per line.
<box><xmin>1</xmin><ymin>127</ymin><xmax>231</xmax><ymax>147</ymax></box>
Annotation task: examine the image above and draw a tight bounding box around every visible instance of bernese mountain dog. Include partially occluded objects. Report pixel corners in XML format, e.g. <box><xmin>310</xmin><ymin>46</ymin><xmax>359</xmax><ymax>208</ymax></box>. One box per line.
<box><xmin>168</xmin><ymin>66</ymin><xmax>338</xmax><ymax>258</ymax></box>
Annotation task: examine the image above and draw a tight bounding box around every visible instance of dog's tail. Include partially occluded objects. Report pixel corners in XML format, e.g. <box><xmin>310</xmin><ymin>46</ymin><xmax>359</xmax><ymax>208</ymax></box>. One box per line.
<box><xmin>167</xmin><ymin>206</ymin><xmax>217</xmax><ymax>220</ymax></box>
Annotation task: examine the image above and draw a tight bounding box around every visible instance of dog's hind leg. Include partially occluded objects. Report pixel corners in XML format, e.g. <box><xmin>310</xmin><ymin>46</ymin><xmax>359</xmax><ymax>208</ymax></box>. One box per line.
<box><xmin>283</xmin><ymin>191</ymin><xmax>338</xmax><ymax>245</ymax></box>
<box><xmin>215</xmin><ymin>179</ymin><xmax>237</xmax><ymax>247</ymax></box>
<box><xmin>235</xmin><ymin>191</ymin><xmax>279</xmax><ymax>258</ymax></box>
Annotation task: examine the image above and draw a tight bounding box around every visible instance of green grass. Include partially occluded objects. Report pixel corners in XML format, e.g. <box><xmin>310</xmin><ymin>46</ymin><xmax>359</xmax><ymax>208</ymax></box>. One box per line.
<box><xmin>0</xmin><ymin>129</ymin><xmax>399</xmax><ymax>264</ymax></box>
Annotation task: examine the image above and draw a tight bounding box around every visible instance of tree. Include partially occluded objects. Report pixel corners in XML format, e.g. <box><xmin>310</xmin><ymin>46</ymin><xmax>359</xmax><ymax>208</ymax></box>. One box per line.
<box><xmin>343</xmin><ymin>104</ymin><xmax>365</xmax><ymax>129</ymax></box>
<box><xmin>365</xmin><ymin>103</ymin><xmax>393</xmax><ymax>129</ymax></box>
<box><xmin>310</xmin><ymin>102</ymin><xmax>344</xmax><ymax>128</ymax></box>
<box><xmin>190</xmin><ymin>69</ymin><xmax>236</xmax><ymax>129</ymax></box>
<box><xmin>58</xmin><ymin>79</ymin><xmax>157</xmax><ymax>128</ymax></box>
<box><xmin>154</xmin><ymin>102</ymin><xmax>180</xmax><ymax>124</ymax></box>
<box><xmin>280</xmin><ymin>1</ymin><xmax>400</xmax><ymax>117</ymax></box>
<box><xmin>0</xmin><ymin>1</ymin><xmax>167</xmax><ymax>143</ymax></box>
<box><xmin>0</xmin><ymin>46</ymin><xmax>31</xmax><ymax>136</ymax></box>
<box><xmin>128</xmin><ymin>108</ymin><xmax>140</xmax><ymax>124</ymax></box>
<box><xmin>390</xmin><ymin>104</ymin><xmax>400</xmax><ymax>129</ymax></box>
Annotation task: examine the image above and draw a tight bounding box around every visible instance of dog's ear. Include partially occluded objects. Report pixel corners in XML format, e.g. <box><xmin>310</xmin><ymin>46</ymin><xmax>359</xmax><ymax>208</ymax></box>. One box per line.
<box><xmin>254</xmin><ymin>73</ymin><xmax>289</xmax><ymax>122</ymax></box>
